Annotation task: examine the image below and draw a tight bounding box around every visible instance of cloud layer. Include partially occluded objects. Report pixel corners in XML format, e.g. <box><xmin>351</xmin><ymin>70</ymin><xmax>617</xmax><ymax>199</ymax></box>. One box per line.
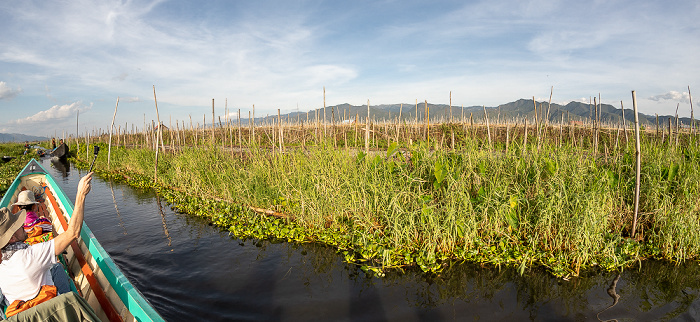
<box><xmin>0</xmin><ymin>82</ymin><xmax>22</xmax><ymax>100</ymax></box>
<box><xmin>12</xmin><ymin>102</ymin><xmax>91</xmax><ymax>124</ymax></box>
<box><xmin>1</xmin><ymin>0</ymin><xmax>699</xmax><ymax>135</ymax></box>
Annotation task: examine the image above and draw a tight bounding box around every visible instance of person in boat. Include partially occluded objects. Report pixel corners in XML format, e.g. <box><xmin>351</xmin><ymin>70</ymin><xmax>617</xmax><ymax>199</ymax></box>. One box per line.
<box><xmin>51</xmin><ymin>138</ymin><xmax>56</xmax><ymax>149</ymax></box>
<box><xmin>0</xmin><ymin>172</ymin><xmax>93</xmax><ymax>317</ymax></box>
<box><xmin>13</xmin><ymin>190</ymin><xmax>54</xmax><ymax>246</ymax></box>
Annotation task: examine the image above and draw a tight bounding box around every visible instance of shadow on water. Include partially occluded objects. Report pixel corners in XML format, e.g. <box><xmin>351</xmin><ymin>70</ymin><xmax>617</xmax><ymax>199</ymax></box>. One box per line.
<box><xmin>39</xmin><ymin>159</ymin><xmax>700</xmax><ymax>321</ymax></box>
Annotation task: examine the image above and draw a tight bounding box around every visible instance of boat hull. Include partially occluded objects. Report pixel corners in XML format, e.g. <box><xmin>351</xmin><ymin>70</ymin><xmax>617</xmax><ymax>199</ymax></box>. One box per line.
<box><xmin>0</xmin><ymin>160</ymin><xmax>163</xmax><ymax>322</ymax></box>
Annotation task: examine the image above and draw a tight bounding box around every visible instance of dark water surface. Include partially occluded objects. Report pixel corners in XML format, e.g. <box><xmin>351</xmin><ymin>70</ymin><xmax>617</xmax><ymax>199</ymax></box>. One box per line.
<box><xmin>45</xmin><ymin>159</ymin><xmax>700</xmax><ymax>321</ymax></box>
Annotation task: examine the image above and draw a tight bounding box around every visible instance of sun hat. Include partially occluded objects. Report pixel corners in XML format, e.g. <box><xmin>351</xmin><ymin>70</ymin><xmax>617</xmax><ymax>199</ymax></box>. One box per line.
<box><xmin>0</xmin><ymin>207</ymin><xmax>27</xmax><ymax>248</ymax></box>
<box><xmin>11</xmin><ymin>190</ymin><xmax>39</xmax><ymax>207</ymax></box>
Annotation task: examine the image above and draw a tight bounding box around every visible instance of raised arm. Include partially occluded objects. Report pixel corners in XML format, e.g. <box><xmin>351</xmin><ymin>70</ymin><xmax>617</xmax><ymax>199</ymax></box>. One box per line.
<box><xmin>53</xmin><ymin>172</ymin><xmax>93</xmax><ymax>255</ymax></box>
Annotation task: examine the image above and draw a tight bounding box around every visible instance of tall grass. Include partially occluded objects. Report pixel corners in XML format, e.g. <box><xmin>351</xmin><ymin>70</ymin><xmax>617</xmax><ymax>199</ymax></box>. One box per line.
<box><xmin>76</xmin><ymin>128</ymin><xmax>700</xmax><ymax>277</ymax></box>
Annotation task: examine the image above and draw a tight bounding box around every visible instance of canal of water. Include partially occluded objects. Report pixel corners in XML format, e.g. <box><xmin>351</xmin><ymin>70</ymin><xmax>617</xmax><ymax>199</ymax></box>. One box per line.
<box><xmin>45</xmin><ymin>158</ymin><xmax>700</xmax><ymax>321</ymax></box>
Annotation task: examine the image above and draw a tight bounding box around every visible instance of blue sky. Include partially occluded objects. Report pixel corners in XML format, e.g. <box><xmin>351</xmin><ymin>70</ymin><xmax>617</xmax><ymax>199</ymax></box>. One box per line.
<box><xmin>1</xmin><ymin>0</ymin><xmax>699</xmax><ymax>137</ymax></box>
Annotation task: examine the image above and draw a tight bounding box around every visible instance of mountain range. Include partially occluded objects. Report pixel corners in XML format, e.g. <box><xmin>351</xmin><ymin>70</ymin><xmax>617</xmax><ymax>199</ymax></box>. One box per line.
<box><xmin>0</xmin><ymin>133</ymin><xmax>50</xmax><ymax>143</ymax></box>
<box><xmin>255</xmin><ymin>98</ymin><xmax>694</xmax><ymax>128</ymax></box>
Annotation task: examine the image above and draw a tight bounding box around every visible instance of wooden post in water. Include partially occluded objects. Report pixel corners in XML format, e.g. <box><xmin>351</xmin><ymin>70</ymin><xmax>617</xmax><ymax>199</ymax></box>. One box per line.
<box><xmin>252</xmin><ymin>104</ymin><xmax>256</xmax><ymax>145</ymax></box>
<box><xmin>212</xmin><ymin>99</ymin><xmax>215</xmax><ymax>144</ymax></box>
<box><xmin>397</xmin><ymin>103</ymin><xmax>403</xmax><ymax>143</ymax></box>
<box><xmin>365</xmin><ymin>100</ymin><xmax>370</xmax><ymax>154</ymax></box>
<box><xmin>483</xmin><ymin>105</ymin><xmax>491</xmax><ymax>147</ymax></box>
<box><xmin>153</xmin><ymin>86</ymin><xmax>163</xmax><ymax>183</ymax></box>
<box><xmin>237</xmin><ymin>109</ymin><xmax>241</xmax><ymax>148</ymax></box>
<box><xmin>449</xmin><ymin>91</ymin><xmax>452</xmax><ymax>123</ymax></box>
<box><xmin>108</xmin><ymin>97</ymin><xmax>119</xmax><ymax>170</ymax></box>
<box><xmin>668</xmin><ymin>117</ymin><xmax>673</xmax><ymax>147</ymax></box>
<box><xmin>505</xmin><ymin>122</ymin><xmax>510</xmax><ymax>153</ymax></box>
<box><xmin>76</xmin><ymin>111</ymin><xmax>80</xmax><ymax>159</ymax></box>
<box><xmin>278</xmin><ymin>109</ymin><xmax>283</xmax><ymax>152</ymax></box>
<box><xmin>424</xmin><ymin>100</ymin><xmax>429</xmax><ymax>143</ymax></box>
<box><xmin>631</xmin><ymin>91</ymin><xmax>641</xmax><ymax>238</ymax></box>
<box><xmin>523</xmin><ymin>118</ymin><xmax>528</xmax><ymax>156</ymax></box>
<box><xmin>690</xmin><ymin>86</ymin><xmax>695</xmax><ymax>135</ymax></box>
<box><xmin>675</xmin><ymin>103</ymin><xmax>680</xmax><ymax>148</ymax></box>
<box><xmin>621</xmin><ymin>101</ymin><xmax>628</xmax><ymax>149</ymax></box>
<box><xmin>655</xmin><ymin>114</ymin><xmax>659</xmax><ymax>141</ymax></box>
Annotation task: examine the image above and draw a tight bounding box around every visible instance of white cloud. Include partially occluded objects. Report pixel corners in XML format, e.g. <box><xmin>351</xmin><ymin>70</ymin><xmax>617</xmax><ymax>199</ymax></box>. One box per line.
<box><xmin>12</xmin><ymin>102</ymin><xmax>91</xmax><ymax>124</ymax></box>
<box><xmin>648</xmin><ymin>91</ymin><xmax>692</xmax><ymax>103</ymax></box>
<box><xmin>0</xmin><ymin>82</ymin><xmax>22</xmax><ymax>100</ymax></box>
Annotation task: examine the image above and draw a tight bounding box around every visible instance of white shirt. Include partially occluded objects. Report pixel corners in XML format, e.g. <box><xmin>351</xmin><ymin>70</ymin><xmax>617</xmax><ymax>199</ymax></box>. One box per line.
<box><xmin>0</xmin><ymin>241</ymin><xmax>56</xmax><ymax>304</ymax></box>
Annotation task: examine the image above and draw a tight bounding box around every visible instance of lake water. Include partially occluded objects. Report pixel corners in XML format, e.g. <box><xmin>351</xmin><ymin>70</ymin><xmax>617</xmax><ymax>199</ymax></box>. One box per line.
<box><xmin>45</xmin><ymin>158</ymin><xmax>700</xmax><ymax>321</ymax></box>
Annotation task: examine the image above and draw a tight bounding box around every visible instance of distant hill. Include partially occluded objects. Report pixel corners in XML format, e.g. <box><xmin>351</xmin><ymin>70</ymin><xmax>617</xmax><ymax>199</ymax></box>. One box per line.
<box><xmin>252</xmin><ymin>98</ymin><xmax>694</xmax><ymax>127</ymax></box>
<box><xmin>0</xmin><ymin>133</ymin><xmax>49</xmax><ymax>143</ymax></box>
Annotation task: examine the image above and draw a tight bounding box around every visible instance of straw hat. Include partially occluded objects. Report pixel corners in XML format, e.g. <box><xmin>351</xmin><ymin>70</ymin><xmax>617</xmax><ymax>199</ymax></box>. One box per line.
<box><xmin>0</xmin><ymin>207</ymin><xmax>27</xmax><ymax>248</ymax></box>
<box><xmin>12</xmin><ymin>190</ymin><xmax>39</xmax><ymax>207</ymax></box>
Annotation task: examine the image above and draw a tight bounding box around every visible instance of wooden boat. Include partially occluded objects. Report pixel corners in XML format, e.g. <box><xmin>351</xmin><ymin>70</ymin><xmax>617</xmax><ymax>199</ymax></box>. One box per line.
<box><xmin>49</xmin><ymin>143</ymin><xmax>68</xmax><ymax>160</ymax></box>
<box><xmin>0</xmin><ymin>159</ymin><xmax>164</xmax><ymax>321</ymax></box>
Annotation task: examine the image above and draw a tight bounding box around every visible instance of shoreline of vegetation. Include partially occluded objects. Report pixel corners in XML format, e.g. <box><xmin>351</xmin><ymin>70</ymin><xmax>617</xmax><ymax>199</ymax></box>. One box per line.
<box><xmin>63</xmin><ymin>120</ymin><xmax>700</xmax><ymax>278</ymax></box>
<box><xmin>3</xmin><ymin>115</ymin><xmax>699</xmax><ymax>278</ymax></box>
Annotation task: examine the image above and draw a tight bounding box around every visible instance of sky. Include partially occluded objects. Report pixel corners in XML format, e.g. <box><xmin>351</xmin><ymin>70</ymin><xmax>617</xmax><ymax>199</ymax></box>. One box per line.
<box><xmin>1</xmin><ymin>0</ymin><xmax>699</xmax><ymax>137</ymax></box>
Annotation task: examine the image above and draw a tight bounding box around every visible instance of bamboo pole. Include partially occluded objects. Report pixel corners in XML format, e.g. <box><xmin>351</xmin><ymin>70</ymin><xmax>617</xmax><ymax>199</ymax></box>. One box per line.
<box><xmin>523</xmin><ymin>118</ymin><xmax>528</xmax><ymax>156</ymax></box>
<box><xmin>424</xmin><ymin>100</ymin><xmax>429</xmax><ymax>143</ymax></box>
<box><xmin>483</xmin><ymin>105</ymin><xmax>491</xmax><ymax>147</ymax></box>
<box><xmin>631</xmin><ymin>91</ymin><xmax>641</xmax><ymax>238</ymax></box>
<box><xmin>449</xmin><ymin>91</ymin><xmax>452</xmax><ymax>123</ymax></box>
<box><xmin>675</xmin><ymin>103</ymin><xmax>680</xmax><ymax>148</ymax></box>
<box><xmin>107</xmin><ymin>97</ymin><xmax>119</xmax><ymax>170</ymax></box>
<box><xmin>211</xmin><ymin>98</ymin><xmax>215</xmax><ymax>144</ymax></box>
<box><xmin>594</xmin><ymin>96</ymin><xmax>598</xmax><ymax>153</ymax></box>
<box><xmin>690</xmin><ymin>86</ymin><xmax>695</xmax><ymax>134</ymax></box>
<box><xmin>76</xmin><ymin>110</ymin><xmax>79</xmax><ymax>158</ymax></box>
<box><xmin>278</xmin><ymin>109</ymin><xmax>284</xmax><ymax>152</ymax></box>
<box><xmin>397</xmin><ymin>103</ymin><xmax>403</xmax><ymax>143</ymax></box>
<box><xmin>248</xmin><ymin>104</ymin><xmax>257</xmax><ymax>145</ymax></box>
<box><xmin>505</xmin><ymin>122</ymin><xmax>510</xmax><ymax>153</ymax></box>
<box><xmin>668</xmin><ymin>117</ymin><xmax>672</xmax><ymax>146</ymax></box>
<box><xmin>365</xmin><ymin>100</ymin><xmax>370</xmax><ymax>153</ymax></box>
<box><xmin>621</xmin><ymin>101</ymin><xmax>628</xmax><ymax>149</ymax></box>
<box><xmin>153</xmin><ymin>86</ymin><xmax>163</xmax><ymax>183</ymax></box>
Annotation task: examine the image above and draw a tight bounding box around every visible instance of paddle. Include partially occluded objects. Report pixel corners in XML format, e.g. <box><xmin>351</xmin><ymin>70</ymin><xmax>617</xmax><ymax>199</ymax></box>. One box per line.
<box><xmin>88</xmin><ymin>146</ymin><xmax>100</xmax><ymax>172</ymax></box>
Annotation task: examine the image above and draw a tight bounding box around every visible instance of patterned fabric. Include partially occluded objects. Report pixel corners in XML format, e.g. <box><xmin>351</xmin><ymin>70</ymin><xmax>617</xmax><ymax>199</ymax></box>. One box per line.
<box><xmin>23</xmin><ymin>216</ymin><xmax>52</xmax><ymax>234</ymax></box>
<box><xmin>24</xmin><ymin>228</ymin><xmax>54</xmax><ymax>246</ymax></box>
<box><xmin>1</xmin><ymin>242</ymin><xmax>29</xmax><ymax>261</ymax></box>
<box><xmin>22</xmin><ymin>215</ymin><xmax>53</xmax><ymax>246</ymax></box>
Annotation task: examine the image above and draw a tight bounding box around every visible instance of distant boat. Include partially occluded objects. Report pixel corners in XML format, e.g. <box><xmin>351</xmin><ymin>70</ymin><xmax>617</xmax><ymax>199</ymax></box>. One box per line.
<box><xmin>1</xmin><ymin>156</ymin><xmax>14</xmax><ymax>162</ymax></box>
<box><xmin>49</xmin><ymin>143</ymin><xmax>69</xmax><ymax>160</ymax></box>
<box><xmin>0</xmin><ymin>160</ymin><xmax>164</xmax><ymax>321</ymax></box>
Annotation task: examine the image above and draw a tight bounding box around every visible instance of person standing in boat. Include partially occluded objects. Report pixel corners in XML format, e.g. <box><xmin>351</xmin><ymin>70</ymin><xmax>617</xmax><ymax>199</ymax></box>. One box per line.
<box><xmin>0</xmin><ymin>172</ymin><xmax>93</xmax><ymax>317</ymax></box>
<box><xmin>51</xmin><ymin>138</ymin><xmax>56</xmax><ymax>149</ymax></box>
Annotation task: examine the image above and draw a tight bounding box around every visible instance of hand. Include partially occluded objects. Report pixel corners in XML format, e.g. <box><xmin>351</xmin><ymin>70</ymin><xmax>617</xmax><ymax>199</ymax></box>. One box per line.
<box><xmin>77</xmin><ymin>172</ymin><xmax>93</xmax><ymax>197</ymax></box>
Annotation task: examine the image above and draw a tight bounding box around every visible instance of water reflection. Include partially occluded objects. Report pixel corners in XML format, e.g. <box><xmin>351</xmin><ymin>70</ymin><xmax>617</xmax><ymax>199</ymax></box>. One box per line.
<box><xmin>50</xmin><ymin>158</ymin><xmax>70</xmax><ymax>178</ymax></box>
<box><xmin>597</xmin><ymin>274</ymin><xmax>620</xmax><ymax>322</ymax></box>
<box><xmin>155</xmin><ymin>195</ymin><xmax>172</xmax><ymax>248</ymax></box>
<box><xmin>108</xmin><ymin>181</ymin><xmax>128</xmax><ymax>236</ymax></box>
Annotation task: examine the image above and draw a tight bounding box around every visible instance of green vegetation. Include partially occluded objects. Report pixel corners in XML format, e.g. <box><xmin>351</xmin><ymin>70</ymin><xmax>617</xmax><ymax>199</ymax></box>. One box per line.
<box><xmin>0</xmin><ymin>143</ymin><xmax>38</xmax><ymax>195</ymax></box>
<box><xmin>63</xmin><ymin>122</ymin><xmax>700</xmax><ymax>278</ymax></box>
